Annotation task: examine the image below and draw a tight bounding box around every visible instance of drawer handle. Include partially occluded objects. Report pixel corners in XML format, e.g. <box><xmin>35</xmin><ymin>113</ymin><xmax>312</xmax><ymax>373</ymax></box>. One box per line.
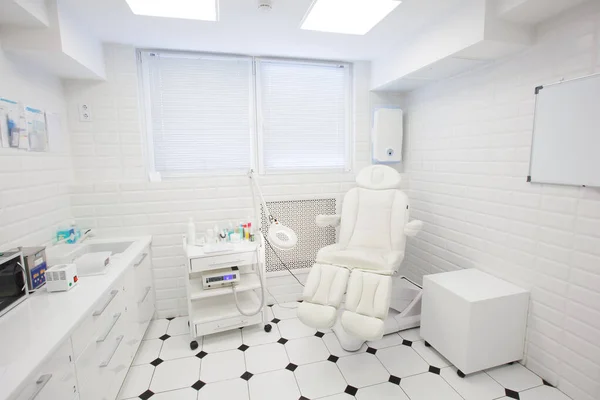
<box><xmin>134</xmin><ymin>253</ymin><xmax>148</xmax><ymax>267</ymax></box>
<box><xmin>216</xmin><ymin>319</ymin><xmax>248</xmax><ymax>330</ymax></box>
<box><xmin>97</xmin><ymin>313</ymin><xmax>122</xmax><ymax>343</ymax></box>
<box><xmin>28</xmin><ymin>374</ymin><xmax>52</xmax><ymax>400</ymax></box>
<box><xmin>100</xmin><ymin>335</ymin><xmax>124</xmax><ymax>368</ymax></box>
<box><xmin>139</xmin><ymin>286</ymin><xmax>152</xmax><ymax>304</ymax></box>
<box><xmin>209</xmin><ymin>259</ymin><xmax>244</xmax><ymax>268</ymax></box>
<box><xmin>93</xmin><ymin>290</ymin><xmax>119</xmax><ymax>317</ymax></box>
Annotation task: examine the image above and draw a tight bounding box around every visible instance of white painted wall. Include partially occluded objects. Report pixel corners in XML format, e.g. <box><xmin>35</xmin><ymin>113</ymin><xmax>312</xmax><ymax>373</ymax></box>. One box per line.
<box><xmin>64</xmin><ymin>44</ymin><xmax>378</xmax><ymax>317</ymax></box>
<box><xmin>0</xmin><ymin>42</ymin><xmax>73</xmax><ymax>249</ymax></box>
<box><xmin>403</xmin><ymin>3</ymin><xmax>600</xmax><ymax>400</ymax></box>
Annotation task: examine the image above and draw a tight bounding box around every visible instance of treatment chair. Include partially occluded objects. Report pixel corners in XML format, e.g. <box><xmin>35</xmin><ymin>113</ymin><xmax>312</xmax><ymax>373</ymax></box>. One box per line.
<box><xmin>297</xmin><ymin>165</ymin><xmax>423</xmax><ymax>350</ymax></box>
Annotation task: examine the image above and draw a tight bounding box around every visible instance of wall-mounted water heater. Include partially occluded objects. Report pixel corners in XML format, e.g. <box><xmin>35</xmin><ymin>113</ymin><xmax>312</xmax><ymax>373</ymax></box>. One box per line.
<box><xmin>372</xmin><ymin>107</ymin><xmax>403</xmax><ymax>164</ymax></box>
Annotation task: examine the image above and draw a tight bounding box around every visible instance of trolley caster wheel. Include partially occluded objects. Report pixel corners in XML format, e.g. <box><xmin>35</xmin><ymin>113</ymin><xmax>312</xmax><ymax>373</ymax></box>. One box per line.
<box><xmin>187</xmin><ymin>321</ymin><xmax>190</xmax><ymax>327</ymax></box>
<box><xmin>425</xmin><ymin>341</ymin><xmax>431</xmax><ymax>348</ymax></box>
<box><xmin>190</xmin><ymin>341</ymin><xmax>199</xmax><ymax>351</ymax></box>
<box><xmin>457</xmin><ymin>370</ymin><xmax>466</xmax><ymax>379</ymax></box>
<box><xmin>264</xmin><ymin>324</ymin><xmax>272</xmax><ymax>333</ymax></box>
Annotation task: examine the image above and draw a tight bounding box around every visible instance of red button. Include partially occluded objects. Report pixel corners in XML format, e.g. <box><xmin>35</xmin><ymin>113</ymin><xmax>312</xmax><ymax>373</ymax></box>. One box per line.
<box><xmin>73</xmin><ymin>276</ymin><xmax>78</xmax><ymax>283</ymax></box>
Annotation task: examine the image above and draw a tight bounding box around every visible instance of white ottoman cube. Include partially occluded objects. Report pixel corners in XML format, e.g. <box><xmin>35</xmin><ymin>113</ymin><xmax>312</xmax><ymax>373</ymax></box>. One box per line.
<box><xmin>421</xmin><ymin>269</ymin><xmax>529</xmax><ymax>376</ymax></box>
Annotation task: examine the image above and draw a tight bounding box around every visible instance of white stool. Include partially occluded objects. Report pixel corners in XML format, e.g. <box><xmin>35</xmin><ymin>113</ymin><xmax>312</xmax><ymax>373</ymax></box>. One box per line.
<box><xmin>421</xmin><ymin>269</ymin><xmax>529</xmax><ymax>377</ymax></box>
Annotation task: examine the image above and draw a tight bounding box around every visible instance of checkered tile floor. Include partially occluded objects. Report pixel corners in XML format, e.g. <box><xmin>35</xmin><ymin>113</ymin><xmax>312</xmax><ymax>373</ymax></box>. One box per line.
<box><xmin>118</xmin><ymin>302</ymin><xmax>572</xmax><ymax>400</ymax></box>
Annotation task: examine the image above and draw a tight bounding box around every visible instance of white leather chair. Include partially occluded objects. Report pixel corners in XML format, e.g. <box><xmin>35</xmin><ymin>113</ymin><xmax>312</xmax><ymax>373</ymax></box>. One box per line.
<box><xmin>297</xmin><ymin>165</ymin><xmax>423</xmax><ymax>344</ymax></box>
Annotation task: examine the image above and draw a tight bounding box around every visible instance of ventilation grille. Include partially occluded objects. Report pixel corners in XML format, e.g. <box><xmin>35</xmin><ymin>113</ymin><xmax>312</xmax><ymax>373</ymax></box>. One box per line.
<box><xmin>261</xmin><ymin>198</ymin><xmax>337</xmax><ymax>272</ymax></box>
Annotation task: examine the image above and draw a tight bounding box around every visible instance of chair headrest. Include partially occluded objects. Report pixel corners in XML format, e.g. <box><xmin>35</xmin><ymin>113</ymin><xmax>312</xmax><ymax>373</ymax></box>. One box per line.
<box><xmin>356</xmin><ymin>165</ymin><xmax>401</xmax><ymax>190</ymax></box>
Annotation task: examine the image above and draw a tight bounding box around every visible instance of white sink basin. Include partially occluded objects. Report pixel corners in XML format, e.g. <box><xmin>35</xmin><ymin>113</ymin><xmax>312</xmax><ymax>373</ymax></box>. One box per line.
<box><xmin>47</xmin><ymin>241</ymin><xmax>135</xmax><ymax>275</ymax></box>
<box><xmin>83</xmin><ymin>241</ymin><xmax>133</xmax><ymax>255</ymax></box>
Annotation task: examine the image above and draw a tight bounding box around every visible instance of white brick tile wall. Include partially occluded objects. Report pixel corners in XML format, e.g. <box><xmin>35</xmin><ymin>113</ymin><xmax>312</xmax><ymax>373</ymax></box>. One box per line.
<box><xmin>0</xmin><ymin>45</ymin><xmax>73</xmax><ymax>250</ymax></box>
<box><xmin>63</xmin><ymin>44</ymin><xmax>395</xmax><ymax>318</ymax></box>
<box><xmin>403</xmin><ymin>4</ymin><xmax>600</xmax><ymax>400</ymax></box>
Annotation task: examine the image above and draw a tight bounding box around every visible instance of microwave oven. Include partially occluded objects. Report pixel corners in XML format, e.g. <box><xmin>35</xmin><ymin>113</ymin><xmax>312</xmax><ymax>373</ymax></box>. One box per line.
<box><xmin>0</xmin><ymin>251</ymin><xmax>28</xmax><ymax>317</ymax></box>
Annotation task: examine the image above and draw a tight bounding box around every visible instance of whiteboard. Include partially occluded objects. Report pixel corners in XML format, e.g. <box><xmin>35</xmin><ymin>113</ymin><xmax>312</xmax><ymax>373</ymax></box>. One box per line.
<box><xmin>529</xmin><ymin>74</ymin><xmax>600</xmax><ymax>187</ymax></box>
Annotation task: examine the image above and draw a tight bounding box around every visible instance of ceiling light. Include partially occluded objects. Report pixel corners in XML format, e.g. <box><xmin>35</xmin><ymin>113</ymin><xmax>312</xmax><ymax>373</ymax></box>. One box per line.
<box><xmin>301</xmin><ymin>0</ymin><xmax>401</xmax><ymax>35</ymax></box>
<box><xmin>125</xmin><ymin>0</ymin><xmax>219</xmax><ymax>21</ymax></box>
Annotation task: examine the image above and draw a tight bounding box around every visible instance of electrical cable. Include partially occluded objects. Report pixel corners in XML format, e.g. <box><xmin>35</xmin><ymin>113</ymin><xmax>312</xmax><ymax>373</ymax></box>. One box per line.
<box><xmin>264</xmin><ymin>238</ymin><xmax>305</xmax><ymax>288</ymax></box>
<box><xmin>231</xmin><ymin>260</ymin><xmax>265</xmax><ymax>316</ymax></box>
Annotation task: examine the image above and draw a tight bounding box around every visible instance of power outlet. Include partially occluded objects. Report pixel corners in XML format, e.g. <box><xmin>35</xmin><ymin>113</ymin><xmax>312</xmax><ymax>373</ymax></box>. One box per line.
<box><xmin>79</xmin><ymin>104</ymin><xmax>93</xmax><ymax>122</ymax></box>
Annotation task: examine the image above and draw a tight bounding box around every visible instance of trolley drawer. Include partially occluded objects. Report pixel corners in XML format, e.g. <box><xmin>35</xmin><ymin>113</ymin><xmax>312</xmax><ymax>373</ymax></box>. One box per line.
<box><xmin>195</xmin><ymin>313</ymin><xmax>263</xmax><ymax>337</ymax></box>
<box><xmin>190</xmin><ymin>251</ymin><xmax>257</xmax><ymax>273</ymax></box>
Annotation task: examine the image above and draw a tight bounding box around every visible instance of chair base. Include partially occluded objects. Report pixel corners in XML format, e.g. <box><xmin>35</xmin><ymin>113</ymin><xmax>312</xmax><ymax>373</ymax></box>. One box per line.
<box><xmin>333</xmin><ymin>277</ymin><xmax>422</xmax><ymax>352</ymax></box>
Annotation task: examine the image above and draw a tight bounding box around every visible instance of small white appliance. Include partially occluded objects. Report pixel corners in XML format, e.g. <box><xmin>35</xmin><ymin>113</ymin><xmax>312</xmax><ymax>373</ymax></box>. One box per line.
<box><xmin>372</xmin><ymin>107</ymin><xmax>403</xmax><ymax>164</ymax></box>
<box><xmin>202</xmin><ymin>267</ymin><xmax>240</xmax><ymax>289</ymax></box>
<box><xmin>46</xmin><ymin>263</ymin><xmax>78</xmax><ymax>292</ymax></box>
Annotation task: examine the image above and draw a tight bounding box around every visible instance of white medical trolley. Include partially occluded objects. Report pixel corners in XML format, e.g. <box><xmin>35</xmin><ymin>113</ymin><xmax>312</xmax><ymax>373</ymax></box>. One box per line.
<box><xmin>183</xmin><ymin>238</ymin><xmax>271</xmax><ymax>350</ymax></box>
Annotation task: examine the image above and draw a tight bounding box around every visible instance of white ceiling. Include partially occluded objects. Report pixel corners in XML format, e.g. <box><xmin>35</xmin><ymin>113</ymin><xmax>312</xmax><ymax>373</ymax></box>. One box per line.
<box><xmin>59</xmin><ymin>0</ymin><xmax>468</xmax><ymax>61</ymax></box>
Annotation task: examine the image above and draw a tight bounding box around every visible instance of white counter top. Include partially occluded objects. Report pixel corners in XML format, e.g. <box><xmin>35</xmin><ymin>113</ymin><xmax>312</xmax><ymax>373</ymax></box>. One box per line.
<box><xmin>0</xmin><ymin>236</ymin><xmax>152</xmax><ymax>400</ymax></box>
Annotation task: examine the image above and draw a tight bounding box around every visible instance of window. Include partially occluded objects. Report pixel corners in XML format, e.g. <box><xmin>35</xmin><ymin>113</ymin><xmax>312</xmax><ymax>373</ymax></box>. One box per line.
<box><xmin>139</xmin><ymin>51</ymin><xmax>352</xmax><ymax>176</ymax></box>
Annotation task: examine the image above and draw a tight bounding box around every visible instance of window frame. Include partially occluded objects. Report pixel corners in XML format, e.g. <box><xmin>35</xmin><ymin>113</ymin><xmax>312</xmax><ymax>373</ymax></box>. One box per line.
<box><xmin>138</xmin><ymin>49</ymin><xmax>354</xmax><ymax>178</ymax></box>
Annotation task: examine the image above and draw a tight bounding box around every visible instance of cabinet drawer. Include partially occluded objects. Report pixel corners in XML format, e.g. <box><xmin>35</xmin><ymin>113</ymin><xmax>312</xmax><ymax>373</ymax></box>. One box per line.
<box><xmin>71</xmin><ymin>284</ymin><xmax>126</xmax><ymax>361</ymax></box>
<box><xmin>13</xmin><ymin>340</ymin><xmax>76</xmax><ymax>400</ymax></box>
<box><xmin>190</xmin><ymin>251</ymin><xmax>257</xmax><ymax>273</ymax></box>
<box><xmin>195</xmin><ymin>313</ymin><xmax>262</xmax><ymax>337</ymax></box>
<box><xmin>75</xmin><ymin>316</ymin><xmax>131</xmax><ymax>400</ymax></box>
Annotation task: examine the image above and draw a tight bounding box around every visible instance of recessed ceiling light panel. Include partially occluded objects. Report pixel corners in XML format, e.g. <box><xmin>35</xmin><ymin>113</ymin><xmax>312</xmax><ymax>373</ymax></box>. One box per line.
<box><xmin>301</xmin><ymin>0</ymin><xmax>402</xmax><ymax>35</ymax></box>
<box><xmin>125</xmin><ymin>0</ymin><xmax>219</xmax><ymax>21</ymax></box>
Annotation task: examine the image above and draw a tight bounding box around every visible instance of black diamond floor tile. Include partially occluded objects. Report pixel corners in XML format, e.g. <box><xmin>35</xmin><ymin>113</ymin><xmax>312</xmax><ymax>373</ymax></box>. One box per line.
<box><xmin>298</xmin><ymin>397</ymin><xmax>309</xmax><ymax>400</ymax></box>
<box><xmin>191</xmin><ymin>380</ymin><xmax>206</xmax><ymax>391</ymax></box>
<box><xmin>366</xmin><ymin>347</ymin><xmax>377</xmax><ymax>355</ymax></box>
<box><xmin>271</xmin><ymin>318</ymin><xmax>281</xmax><ymax>324</ymax></box>
<box><xmin>196</xmin><ymin>351</ymin><xmax>208</xmax><ymax>359</ymax></box>
<box><xmin>388</xmin><ymin>375</ymin><xmax>401</xmax><ymax>385</ymax></box>
<box><xmin>150</xmin><ymin>358</ymin><xmax>163</xmax><ymax>367</ymax></box>
<box><xmin>139</xmin><ymin>389</ymin><xmax>154</xmax><ymax>400</ymax></box>
<box><xmin>543</xmin><ymin>380</ymin><xmax>554</xmax><ymax>387</ymax></box>
<box><xmin>278</xmin><ymin>338</ymin><xmax>288</xmax><ymax>345</ymax></box>
<box><xmin>166</xmin><ymin>317</ymin><xmax>175</xmax><ymax>321</ymax></box>
<box><xmin>286</xmin><ymin>363</ymin><xmax>298</xmax><ymax>372</ymax></box>
<box><xmin>402</xmin><ymin>339</ymin><xmax>412</xmax><ymax>347</ymax></box>
<box><xmin>505</xmin><ymin>389</ymin><xmax>520</xmax><ymax>399</ymax></box>
<box><xmin>241</xmin><ymin>372</ymin><xmax>254</xmax><ymax>381</ymax></box>
<box><xmin>314</xmin><ymin>331</ymin><xmax>325</xmax><ymax>338</ymax></box>
<box><xmin>238</xmin><ymin>344</ymin><xmax>249</xmax><ymax>352</ymax></box>
<box><xmin>429</xmin><ymin>366</ymin><xmax>441</xmax><ymax>375</ymax></box>
<box><xmin>327</xmin><ymin>355</ymin><xmax>339</xmax><ymax>363</ymax></box>
<box><xmin>159</xmin><ymin>334</ymin><xmax>170</xmax><ymax>341</ymax></box>
<box><xmin>344</xmin><ymin>385</ymin><xmax>358</xmax><ymax>396</ymax></box>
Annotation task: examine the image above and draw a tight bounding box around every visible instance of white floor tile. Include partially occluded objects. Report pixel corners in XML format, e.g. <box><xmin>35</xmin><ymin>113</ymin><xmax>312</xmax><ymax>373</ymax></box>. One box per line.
<box><xmin>160</xmin><ymin>334</ymin><xmax>199</xmax><ymax>361</ymax></box>
<box><xmin>401</xmin><ymin>372</ymin><xmax>463</xmax><ymax>400</ymax></box>
<box><xmin>132</xmin><ymin>339</ymin><xmax>163</xmax><ymax>366</ymax></box>
<box><xmin>356</xmin><ymin>382</ymin><xmax>410</xmax><ymax>400</ymax></box>
<box><xmin>150</xmin><ymin>357</ymin><xmax>201</xmax><ymax>393</ymax></box>
<box><xmin>367</xmin><ymin>333</ymin><xmax>404</xmax><ymax>349</ymax></box>
<box><xmin>200</xmin><ymin>349</ymin><xmax>246</xmax><ymax>383</ymax></box>
<box><xmin>412</xmin><ymin>341</ymin><xmax>450</xmax><ymax>368</ymax></box>
<box><xmin>166</xmin><ymin>317</ymin><xmax>189</xmax><ymax>336</ymax></box>
<box><xmin>399</xmin><ymin>327</ymin><xmax>422</xmax><ymax>342</ymax></box>
<box><xmin>440</xmin><ymin>367</ymin><xmax>506</xmax><ymax>400</ymax></box>
<box><xmin>322</xmin><ymin>332</ymin><xmax>367</xmax><ymax>357</ymax></box>
<box><xmin>285</xmin><ymin>336</ymin><xmax>329</xmax><ymax>365</ymax></box>
<box><xmin>376</xmin><ymin>345</ymin><xmax>429</xmax><ymax>378</ymax></box>
<box><xmin>148</xmin><ymin>388</ymin><xmax>198</xmax><ymax>400</ymax></box>
<box><xmin>277</xmin><ymin>318</ymin><xmax>316</xmax><ymax>340</ymax></box>
<box><xmin>145</xmin><ymin>319</ymin><xmax>170</xmax><ymax>339</ymax></box>
<box><xmin>520</xmin><ymin>386</ymin><xmax>572</xmax><ymax>400</ymax></box>
<box><xmin>202</xmin><ymin>328</ymin><xmax>243</xmax><ymax>353</ymax></box>
<box><xmin>249</xmin><ymin>370</ymin><xmax>300</xmax><ymax>400</ymax></box>
<box><xmin>486</xmin><ymin>363</ymin><xmax>543</xmax><ymax>391</ymax></box>
<box><xmin>117</xmin><ymin>364</ymin><xmax>154</xmax><ymax>399</ymax></box>
<box><xmin>271</xmin><ymin>303</ymin><xmax>300</xmax><ymax>320</ymax></box>
<box><xmin>245</xmin><ymin>343</ymin><xmax>289</xmax><ymax>374</ymax></box>
<box><xmin>337</xmin><ymin>353</ymin><xmax>390</xmax><ymax>388</ymax></box>
<box><xmin>197</xmin><ymin>378</ymin><xmax>249</xmax><ymax>400</ymax></box>
<box><xmin>294</xmin><ymin>361</ymin><xmax>347</xmax><ymax>399</ymax></box>
<box><xmin>241</xmin><ymin>324</ymin><xmax>281</xmax><ymax>347</ymax></box>
<box><xmin>318</xmin><ymin>394</ymin><xmax>355</xmax><ymax>400</ymax></box>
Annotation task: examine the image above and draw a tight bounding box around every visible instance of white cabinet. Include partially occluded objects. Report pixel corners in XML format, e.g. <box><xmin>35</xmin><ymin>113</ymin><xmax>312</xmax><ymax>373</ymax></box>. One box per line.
<box><xmin>74</xmin><ymin>246</ymin><xmax>155</xmax><ymax>400</ymax></box>
<box><xmin>12</xmin><ymin>339</ymin><xmax>77</xmax><ymax>400</ymax></box>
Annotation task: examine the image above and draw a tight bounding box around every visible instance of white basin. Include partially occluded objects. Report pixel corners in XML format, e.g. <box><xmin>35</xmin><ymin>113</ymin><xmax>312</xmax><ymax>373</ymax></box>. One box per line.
<box><xmin>83</xmin><ymin>241</ymin><xmax>133</xmax><ymax>255</ymax></box>
<box><xmin>46</xmin><ymin>241</ymin><xmax>135</xmax><ymax>274</ymax></box>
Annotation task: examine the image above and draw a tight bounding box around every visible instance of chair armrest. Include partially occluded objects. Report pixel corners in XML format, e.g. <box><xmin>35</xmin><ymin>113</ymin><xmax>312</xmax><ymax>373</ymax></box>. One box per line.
<box><xmin>316</xmin><ymin>214</ymin><xmax>341</xmax><ymax>228</ymax></box>
<box><xmin>404</xmin><ymin>220</ymin><xmax>423</xmax><ymax>237</ymax></box>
